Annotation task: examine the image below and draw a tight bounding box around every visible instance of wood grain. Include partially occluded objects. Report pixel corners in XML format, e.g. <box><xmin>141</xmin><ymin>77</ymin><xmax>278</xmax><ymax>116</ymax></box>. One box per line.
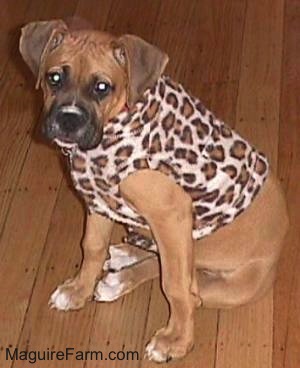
<box><xmin>215</xmin><ymin>1</ymin><xmax>284</xmax><ymax>367</ymax></box>
<box><xmin>274</xmin><ymin>0</ymin><xmax>300</xmax><ymax>367</ymax></box>
<box><xmin>13</xmin><ymin>179</ymin><xmax>90</xmax><ymax>368</ymax></box>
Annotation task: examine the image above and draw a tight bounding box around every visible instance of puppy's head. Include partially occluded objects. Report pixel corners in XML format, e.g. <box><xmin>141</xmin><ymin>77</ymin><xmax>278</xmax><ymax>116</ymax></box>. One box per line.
<box><xmin>19</xmin><ymin>20</ymin><xmax>168</xmax><ymax>150</ymax></box>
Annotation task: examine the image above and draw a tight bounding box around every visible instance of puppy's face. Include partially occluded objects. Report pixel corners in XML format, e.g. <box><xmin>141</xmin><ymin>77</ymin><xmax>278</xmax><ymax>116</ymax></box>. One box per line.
<box><xmin>41</xmin><ymin>31</ymin><xmax>127</xmax><ymax>149</ymax></box>
<box><xmin>19</xmin><ymin>20</ymin><xmax>169</xmax><ymax>150</ymax></box>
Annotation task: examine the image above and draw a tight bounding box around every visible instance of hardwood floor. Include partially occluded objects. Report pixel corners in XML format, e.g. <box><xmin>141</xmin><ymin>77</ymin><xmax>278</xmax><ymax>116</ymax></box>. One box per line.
<box><xmin>0</xmin><ymin>1</ymin><xmax>298</xmax><ymax>367</ymax></box>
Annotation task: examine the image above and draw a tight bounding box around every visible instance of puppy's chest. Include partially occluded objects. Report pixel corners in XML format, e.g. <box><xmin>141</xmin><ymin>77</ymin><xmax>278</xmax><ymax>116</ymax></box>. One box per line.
<box><xmin>69</xmin><ymin>131</ymin><xmax>151</xmax><ymax>228</ymax></box>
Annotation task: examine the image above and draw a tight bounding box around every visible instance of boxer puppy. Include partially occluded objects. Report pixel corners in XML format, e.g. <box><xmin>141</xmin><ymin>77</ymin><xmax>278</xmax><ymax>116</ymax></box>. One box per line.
<box><xmin>19</xmin><ymin>20</ymin><xmax>289</xmax><ymax>363</ymax></box>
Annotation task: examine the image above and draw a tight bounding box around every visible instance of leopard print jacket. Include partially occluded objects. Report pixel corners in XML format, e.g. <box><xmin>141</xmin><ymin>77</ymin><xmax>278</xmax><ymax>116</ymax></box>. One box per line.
<box><xmin>56</xmin><ymin>76</ymin><xmax>269</xmax><ymax>240</ymax></box>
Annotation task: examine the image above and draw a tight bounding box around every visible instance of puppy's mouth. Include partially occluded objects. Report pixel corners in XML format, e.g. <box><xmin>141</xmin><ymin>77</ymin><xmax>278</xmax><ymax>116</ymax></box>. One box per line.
<box><xmin>42</xmin><ymin>103</ymin><xmax>103</xmax><ymax>150</ymax></box>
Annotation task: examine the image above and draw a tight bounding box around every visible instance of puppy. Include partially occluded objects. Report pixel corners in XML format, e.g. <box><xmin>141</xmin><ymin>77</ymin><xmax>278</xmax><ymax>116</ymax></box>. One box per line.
<box><xmin>19</xmin><ymin>20</ymin><xmax>289</xmax><ymax>363</ymax></box>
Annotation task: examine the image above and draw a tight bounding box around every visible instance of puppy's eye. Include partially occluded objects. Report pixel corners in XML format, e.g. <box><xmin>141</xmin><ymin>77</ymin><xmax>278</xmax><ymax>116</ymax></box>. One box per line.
<box><xmin>47</xmin><ymin>71</ymin><xmax>63</xmax><ymax>87</ymax></box>
<box><xmin>94</xmin><ymin>81</ymin><xmax>111</xmax><ymax>97</ymax></box>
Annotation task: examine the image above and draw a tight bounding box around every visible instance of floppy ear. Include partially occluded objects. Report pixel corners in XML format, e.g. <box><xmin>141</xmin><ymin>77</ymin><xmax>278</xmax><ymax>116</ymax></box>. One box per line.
<box><xmin>19</xmin><ymin>19</ymin><xmax>68</xmax><ymax>89</ymax></box>
<box><xmin>113</xmin><ymin>35</ymin><xmax>168</xmax><ymax>107</ymax></box>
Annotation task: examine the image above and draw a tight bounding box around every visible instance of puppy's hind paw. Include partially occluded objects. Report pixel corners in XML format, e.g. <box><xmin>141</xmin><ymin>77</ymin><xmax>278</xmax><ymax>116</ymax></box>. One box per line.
<box><xmin>103</xmin><ymin>245</ymin><xmax>138</xmax><ymax>273</ymax></box>
<box><xmin>94</xmin><ymin>272</ymin><xmax>130</xmax><ymax>302</ymax></box>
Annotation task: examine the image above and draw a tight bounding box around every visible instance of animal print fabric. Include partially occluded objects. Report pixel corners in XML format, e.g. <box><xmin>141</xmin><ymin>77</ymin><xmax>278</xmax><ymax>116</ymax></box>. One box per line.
<box><xmin>56</xmin><ymin>76</ymin><xmax>269</xmax><ymax>239</ymax></box>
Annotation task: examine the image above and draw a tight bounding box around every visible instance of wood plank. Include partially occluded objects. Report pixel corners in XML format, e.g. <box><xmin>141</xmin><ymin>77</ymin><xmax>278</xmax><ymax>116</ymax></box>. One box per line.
<box><xmin>0</xmin><ymin>0</ymin><xmax>32</xmax><ymax>75</ymax></box>
<box><xmin>274</xmin><ymin>0</ymin><xmax>300</xmax><ymax>367</ymax></box>
<box><xmin>12</xmin><ymin>179</ymin><xmax>94</xmax><ymax>368</ymax></box>
<box><xmin>0</xmin><ymin>71</ymin><xmax>38</xmax><ymax>232</ymax></box>
<box><xmin>217</xmin><ymin>298</ymin><xmax>273</xmax><ymax>367</ymax></box>
<box><xmin>104</xmin><ymin>0</ymin><xmax>161</xmax><ymax>39</ymax></box>
<box><xmin>74</xmin><ymin>0</ymin><xmax>112</xmax><ymax>29</ymax></box>
<box><xmin>0</xmin><ymin>144</ymin><xmax>63</xmax><ymax>368</ymax></box>
<box><xmin>215</xmin><ymin>1</ymin><xmax>284</xmax><ymax>367</ymax></box>
<box><xmin>149</xmin><ymin>0</ymin><xmax>200</xmax><ymax>79</ymax></box>
<box><xmin>210</xmin><ymin>80</ymin><xmax>240</xmax><ymax>127</ymax></box>
<box><xmin>181</xmin><ymin>0</ymin><xmax>247</xmax><ymax>86</ymax></box>
<box><xmin>230</xmin><ymin>0</ymin><xmax>284</xmax><ymax>167</ymax></box>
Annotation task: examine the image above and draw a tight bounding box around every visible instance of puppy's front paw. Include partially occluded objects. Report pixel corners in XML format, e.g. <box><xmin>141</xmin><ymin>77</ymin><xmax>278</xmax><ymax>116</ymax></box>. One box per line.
<box><xmin>49</xmin><ymin>278</ymin><xmax>91</xmax><ymax>311</ymax></box>
<box><xmin>145</xmin><ymin>327</ymin><xmax>193</xmax><ymax>363</ymax></box>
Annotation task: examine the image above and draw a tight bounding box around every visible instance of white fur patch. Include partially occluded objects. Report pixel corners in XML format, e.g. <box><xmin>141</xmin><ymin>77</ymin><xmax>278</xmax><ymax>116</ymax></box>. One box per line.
<box><xmin>145</xmin><ymin>340</ymin><xmax>168</xmax><ymax>363</ymax></box>
<box><xmin>94</xmin><ymin>272</ymin><xmax>126</xmax><ymax>302</ymax></box>
<box><xmin>49</xmin><ymin>286</ymin><xmax>72</xmax><ymax>311</ymax></box>
<box><xmin>103</xmin><ymin>245</ymin><xmax>138</xmax><ymax>272</ymax></box>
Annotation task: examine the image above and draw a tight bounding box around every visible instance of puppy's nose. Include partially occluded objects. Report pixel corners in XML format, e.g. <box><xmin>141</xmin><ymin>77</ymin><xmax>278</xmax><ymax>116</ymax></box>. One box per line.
<box><xmin>56</xmin><ymin>105</ymin><xmax>88</xmax><ymax>132</ymax></box>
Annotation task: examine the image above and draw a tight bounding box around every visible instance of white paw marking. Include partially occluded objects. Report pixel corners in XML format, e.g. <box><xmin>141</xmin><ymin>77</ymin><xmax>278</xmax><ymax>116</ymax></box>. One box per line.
<box><xmin>94</xmin><ymin>272</ymin><xmax>126</xmax><ymax>302</ymax></box>
<box><xmin>145</xmin><ymin>340</ymin><xmax>168</xmax><ymax>363</ymax></box>
<box><xmin>103</xmin><ymin>245</ymin><xmax>138</xmax><ymax>272</ymax></box>
<box><xmin>49</xmin><ymin>286</ymin><xmax>72</xmax><ymax>311</ymax></box>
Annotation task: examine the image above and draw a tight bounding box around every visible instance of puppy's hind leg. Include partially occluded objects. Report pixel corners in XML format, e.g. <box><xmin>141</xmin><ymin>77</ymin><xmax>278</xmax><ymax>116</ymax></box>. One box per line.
<box><xmin>198</xmin><ymin>259</ymin><xmax>277</xmax><ymax>309</ymax></box>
